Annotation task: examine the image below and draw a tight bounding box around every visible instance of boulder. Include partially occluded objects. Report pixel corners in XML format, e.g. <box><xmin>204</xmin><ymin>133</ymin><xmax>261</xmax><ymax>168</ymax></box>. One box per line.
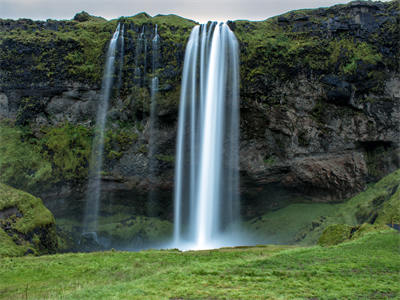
<box><xmin>0</xmin><ymin>183</ymin><xmax>58</xmax><ymax>257</ymax></box>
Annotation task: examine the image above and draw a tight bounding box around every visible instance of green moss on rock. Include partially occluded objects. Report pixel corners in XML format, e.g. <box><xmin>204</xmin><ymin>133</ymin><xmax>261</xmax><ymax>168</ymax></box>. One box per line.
<box><xmin>318</xmin><ymin>224</ymin><xmax>353</xmax><ymax>246</ymax></box>
<box><xmin>41</xmin><ymin>123</ymin><xmax>92</xmax><ymax>180</ymax></box>
<box><xmin>375</xmin><ymin>187</ymin><xmax>400</xmax><ymax>225</ymax></box>
<box><xmin>0</xmin><ymin>183</ymin><xmax>57</xmax><ymax>257</ymax></box>
<box><xmin>0</xmin><ymin>122</ymin><xmax>52</xmax><ymax>191</ymax></box>
<box><xmin>0</xmin><ymin>122</ymin><xmax>93</xmax><ymax>190</ymax></box>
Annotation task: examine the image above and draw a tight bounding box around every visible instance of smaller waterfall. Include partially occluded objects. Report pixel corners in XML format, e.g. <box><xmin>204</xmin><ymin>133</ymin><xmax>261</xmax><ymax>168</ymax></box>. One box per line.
<box><xmin>147</xmin><ymin>24</ymin><xmax>160</xmax><ymax>214</ymax></box>
<box><xmin>117</xmin><ymin>24</ymin><xmax>125</xmax><ymax>94</ymax></box>
<box><xmin>143</xmin><ymin>33</ymin><xmax>148</xmax><ymax>87</ymax></box>
<box><xmin>83</xmin><ymin>24</ymin><xmax>121</xmax><ymax>233</ymax></box>
<box><xmin>134</xmin><ymin>26</ymin><xmax>145</xmax><ymax>86</ymax></box>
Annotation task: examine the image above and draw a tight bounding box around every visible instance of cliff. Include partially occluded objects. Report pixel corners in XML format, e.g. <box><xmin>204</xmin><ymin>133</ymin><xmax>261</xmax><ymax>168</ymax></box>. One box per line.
<box><xmin>0</xmin><ymin>1</ymin><xmax>399</xmax><ymax>221</ymax></box>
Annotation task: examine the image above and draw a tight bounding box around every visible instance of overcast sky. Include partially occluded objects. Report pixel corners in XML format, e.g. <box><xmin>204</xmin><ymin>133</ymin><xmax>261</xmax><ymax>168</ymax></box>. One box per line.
<box><xmin>0</xmin><ymin>0</ymin><xmax>392</xmax><ymax>23</ymax></box>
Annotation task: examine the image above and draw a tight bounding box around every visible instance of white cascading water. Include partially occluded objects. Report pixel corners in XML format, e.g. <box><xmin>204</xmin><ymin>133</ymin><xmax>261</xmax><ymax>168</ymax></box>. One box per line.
<box><xmin>147</xmin><ymin>25</ymin><xmax>160</xmax><ymax>213</ymax></box>
<box><xmin>117</xmin><ymin>24</ymin><xmax>125</xmax><ymax>93</ymax></box>
<box><xmin>173</xmin><ymin>22</ymin><xmax>240</xmax><ymax>250</ymax></box>
<box><xmin>134</xmin><ymin>26</ymin><xmax>145</xmax><ymax>86</ymax></box>
<box><xmin>83</xmin><ymin>24</ymin><xmax>121</xmax><ymax>233</ymax></box>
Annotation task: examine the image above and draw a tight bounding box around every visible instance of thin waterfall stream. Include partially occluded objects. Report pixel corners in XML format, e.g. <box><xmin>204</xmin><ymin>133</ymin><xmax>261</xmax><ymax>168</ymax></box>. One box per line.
<box><xmin>134</xmin><ymin>26</ymin><xmax>145</xmax><ymax>86</ymax></box>
<box><xmin>117</xmin><ymin>24</ymin><xmax>125</xmax><ymax>94</ymax></box>
<box><xmin>83</xmin><ymin>24</ymin><xmax>121</xmax><ymax>235</ymax></box>
<box><xmin>147</xmin><ymin>24</ymin><xmax>160</xmax><ymax>214</ymax></box>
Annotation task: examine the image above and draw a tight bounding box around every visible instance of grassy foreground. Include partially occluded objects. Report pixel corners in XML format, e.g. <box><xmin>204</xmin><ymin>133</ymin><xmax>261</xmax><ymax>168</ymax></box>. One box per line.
<box><xmin>0</xmin><ymin>230</ymin><xmax>399</xmax><ymax>299</ymax></box>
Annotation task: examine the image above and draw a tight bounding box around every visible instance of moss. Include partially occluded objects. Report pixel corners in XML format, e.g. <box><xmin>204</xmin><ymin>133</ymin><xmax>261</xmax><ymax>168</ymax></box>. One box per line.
<box><xmin>0</xmin><ymin>122</ymin><xmax>53</xmax><ymax>191</ymax></box>
<box><xmin>264</xmin><ymin>156</ymin><xmax>276</xmax><ymax>166</ymax></box>
<box><xmin>346</xmin><ymin>169</ymin><xmax>400</xmax><ymax>225</ymax></box>
<box><xmin>328</xmin><ymin>39</ymin><xmax>382</xmax><ymax>75</ymax></box>
<box><xmin>41</xmin><ymin>123</ymin><xmax>92</xmax><ymax>181</ymax></box>
<box><xmin>375</xmin><ymin>187</ymin><xmax>400</xmax><ymax>225</ymax></box>
<box><xmin>137</xmin><ymin>144</ymin><xmax>148</xmax><ymax>154</ymax></box>
<box><xmin>0</xmin><ymin>183</ymin><xmax>57</xmax><ymax>257</ymax></box>
<box><xmin>0</xmin><ymin>229</ymin><xmax>30</xmax><ymax>257</ymax></box>
<box><xmin>0</xmin><ymin>184</ymin><xmax>54</xmax><ymax>233</ymax></box>
<box><xmin>319</xmin><ymin>222</ymin><xmax>395</xmax><ymax>247</ymax></box>
<box><xmin>15</xmin><ymin>96</ymin><xmax>44</xmax><ymax>125</ymax></box>
<box><xmin>155</xmin><ymin>154</ymin><xmax>174</xmax><ymax>163</ymax></box>
<box><xmin>1</xmin><ymin>19</ymin><xmax>116</xmax><ymax>85</ymax></box>
<box><xmin>233</xmin><ymin>5</ymin><xmax>396</xmax><ymax>107</ymax></box>
<box><xmin>318</xmin><ymin>224</ymin><xmax>353</xmax><ymax>246</ymax></box>
<box><xmin>0</xmin><ymin>122</ymin><xmax>95</xmax><ymax>190</ymax></box>
<box><xmin>104</xmin><ymin>126</ymin><xmax>137</xmax><ymax>161</ymax></box>
<box><xmin>351</xmin><ymin>223</ymin><xmax>390</xmax><ymax>240</ymax></box>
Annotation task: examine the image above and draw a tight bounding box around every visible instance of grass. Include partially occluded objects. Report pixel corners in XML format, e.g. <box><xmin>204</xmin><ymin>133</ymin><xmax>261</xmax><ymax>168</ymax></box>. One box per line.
<box><xmin>0</xmin><ymin>230</ymin><xmax>398</xmax><ymax>299</ymax></box>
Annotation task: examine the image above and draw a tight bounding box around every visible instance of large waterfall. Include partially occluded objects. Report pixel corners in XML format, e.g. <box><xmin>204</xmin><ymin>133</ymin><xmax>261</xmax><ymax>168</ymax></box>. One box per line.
<box><xmin>173</xmin><ymin>22</ymin><xmax>240</xmax><ymax>250</ymax></box>
<box><xmin>83</xmin><ymin>24</ymin><xmax>121</xmax><ymax>233</ymax></box>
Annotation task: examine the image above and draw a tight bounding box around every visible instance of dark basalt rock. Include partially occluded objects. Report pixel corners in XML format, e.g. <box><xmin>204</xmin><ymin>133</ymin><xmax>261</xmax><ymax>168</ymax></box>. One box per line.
<box><xmin>79</xmin><ymin>232</ymin><xmax>104</xmax><ymax>252</ymax></box>
<box><xmin>277</xmin><ymin>16</ymin><xmax>289</xmax><ymax>23</ymax></box>
<box><xmin>321</xmin><ymin>75</ymin><xmax>352</xmax><ymax>105</ymax></box>
<box><xmin>74</xmin><ymin>11</ymin><xmax>91</xmax><ymax>22</ymax></box>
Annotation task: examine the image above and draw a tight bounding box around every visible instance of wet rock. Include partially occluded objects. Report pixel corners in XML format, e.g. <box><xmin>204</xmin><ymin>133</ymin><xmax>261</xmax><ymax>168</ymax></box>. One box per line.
<box><xmin>321</xmin><ymin>75</ymin><xmax>352</xmax><ymax>105</ymax></box>
<box><xmin>0</xmin><ymin>93</ymin><xmax>9</xmax><ymax>118</ymax></box>
<box><xmin>79</xmin><ymin>232</ymin><xmax>104</xmax><ymax>252</ymax></box>
<box><xmin>277</xmin><ymin>16</ymin><xmax>289</xmax><ymax>23</ymax></box>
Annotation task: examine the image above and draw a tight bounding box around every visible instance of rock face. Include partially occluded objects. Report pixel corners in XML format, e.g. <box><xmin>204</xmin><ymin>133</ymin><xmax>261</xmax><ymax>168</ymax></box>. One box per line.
<box><xmin>0</xmin><ymin>183</ymin><xmax>58</xmax><ymax>257</ymax></box>
<box><xmin>0</xmin><ymin>1</ymin><xmax>399</xmax><ymax>221</ymax></box>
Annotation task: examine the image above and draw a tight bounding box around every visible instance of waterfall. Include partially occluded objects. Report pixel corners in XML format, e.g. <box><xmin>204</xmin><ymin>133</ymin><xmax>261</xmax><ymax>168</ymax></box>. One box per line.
<box><xmin>117</xmin><ymin>24</ymin><xmax>125</xmax><ymax>94</ymax></box>
<box><xmin>134</xmin><ymin>26</ymin><xmax>144</xmax><ymax>86</ymax></box>
<box><xmin>143</xmin><ymin>33</ymin><xmax>148</xmax><ymax>87</ymax></box>
<box><xmin>83</xmin><ymin>24</ymin><xmax>121</xmax><ymax>233</ymax></box>
<box><xmin>147</xmin><ymin>24</ymin><xmax>160</xmax><ymax>214</ymax></box>
<box><xmin>173</xmin><ymin>22</ymin><xmax>240</xmax><ymax>249</ymax></box>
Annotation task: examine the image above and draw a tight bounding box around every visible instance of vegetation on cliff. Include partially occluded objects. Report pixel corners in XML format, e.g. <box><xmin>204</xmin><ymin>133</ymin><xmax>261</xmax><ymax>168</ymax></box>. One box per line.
<box><xmin>0</xmin><ymin>13</ymin><xmax>195</xmax><ymax>89</ymax></box>
<box><xmin>234</xmin><ymin>0</ymin><xmax>399</xmax><ymax>105</ymax></box>
<box><xmin>0</xmin><ymin>122</ymin><xmax>52</xmax><ymax>190</ymax></box>
<box><xmin>0</xmin><ymin>122</ymin><xmax>92</xmax><ymax>191</ymax></box>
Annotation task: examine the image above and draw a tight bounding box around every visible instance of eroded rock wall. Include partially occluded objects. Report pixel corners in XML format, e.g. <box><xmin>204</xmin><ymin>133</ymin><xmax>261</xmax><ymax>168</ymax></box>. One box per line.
<box><xmin>0</xmin><ymin>1</ymin><xmax>399</xmax><ymax>219</ymax></box>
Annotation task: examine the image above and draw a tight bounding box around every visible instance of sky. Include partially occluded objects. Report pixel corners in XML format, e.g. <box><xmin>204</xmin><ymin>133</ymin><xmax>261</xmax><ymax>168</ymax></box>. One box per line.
<box><xmin>0</xmin><ymin>0</ymin><xmax>392</xmax><ymax>23</ymax></box>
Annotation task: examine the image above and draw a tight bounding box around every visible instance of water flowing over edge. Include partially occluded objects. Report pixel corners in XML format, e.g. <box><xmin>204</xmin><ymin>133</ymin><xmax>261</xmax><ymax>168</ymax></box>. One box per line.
<box><xmin>173</xmin><ymin>22</ymin><xmax>241</xmax><ymax>250</ymax></box>
<box><xmin>83</xmin><ymin>24</ymin><xmax>121</xmax><ymax>234</ymax></box>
